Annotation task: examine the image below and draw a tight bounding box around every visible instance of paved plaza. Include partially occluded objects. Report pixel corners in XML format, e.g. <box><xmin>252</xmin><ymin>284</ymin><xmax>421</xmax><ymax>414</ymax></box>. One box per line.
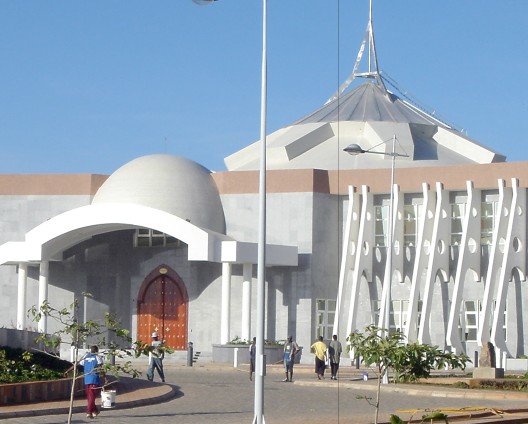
<box><xmin>2</xmin><ymin>362</ymin><xmax>528</xmax><ymax>424</ymax></box>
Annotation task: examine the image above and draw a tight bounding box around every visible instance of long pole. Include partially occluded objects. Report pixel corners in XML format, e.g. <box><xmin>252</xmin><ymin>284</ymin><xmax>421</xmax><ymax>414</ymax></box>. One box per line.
<box><xmin>254</xmin><ymin>0</ymin><xmax>267</xmax><ymax>422</ymax></box>
<box><xmin>382</xmin><ymin>135</ymin><xmax>396</xmax><ymax>385</ymax></box>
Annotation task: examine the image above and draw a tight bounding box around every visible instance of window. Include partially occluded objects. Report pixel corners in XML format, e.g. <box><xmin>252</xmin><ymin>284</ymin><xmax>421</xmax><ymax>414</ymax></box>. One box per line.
<box><xmin>134</xmin><ymin>229</ymin><xmax>181</xmax><ymax>248</ymax></box>
<box><xmin>374</xmin><ymin>205</ymin><xmax>389</xmax><ymax>247</ymax></box>
<box><xmin>461</xmin><ymin>300</ymin><xmax>507</xmax><ymax>342</ymax></box>
<box><xmin>463</xmin><ymin>300</ymin><xmax>479</xmax><ymax>341</ymax></box>
<box><xmin>450</xmin><ymin>203</ymin><xmax>465</xmax><ymax>246</ymax></box>
<box><xmin>403</xmin><ymin>203</ymin><xmax>422</xmax><ymax>247</ymax></box>
<box><xmin>392</xmin><ymin>300</ymin><xmax>407</xmax><ymax>333</ymax></box>
<box><xmin>315</xmin><ymin>299</ymin><xmax>336</xmax><ymax>339</ymax></box>
<box><xmin>371</xmin><ymin>300</ymin><xmax>381</xmax><ymax>326</ymax></box>
<box><xmin>392</xmin><ymin>300</ymin><xmax>422</xmax><ymax>333</ymax></box>
<box><xmin>481</xmin><ymin>200</ymin><xmax>498</xmax><ymax>245</ymax></box>
<box><xmin>371</xmin><ymin>299</ymin><xmax>422</xmax><ymax>335</ymax></box>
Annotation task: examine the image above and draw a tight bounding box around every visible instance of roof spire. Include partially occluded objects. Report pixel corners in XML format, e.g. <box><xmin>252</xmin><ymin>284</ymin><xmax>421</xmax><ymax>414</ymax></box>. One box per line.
<box><xmin>326</xmin><ymin>0</ymin><xmax>387</xmax><ymax>104</ymax></box>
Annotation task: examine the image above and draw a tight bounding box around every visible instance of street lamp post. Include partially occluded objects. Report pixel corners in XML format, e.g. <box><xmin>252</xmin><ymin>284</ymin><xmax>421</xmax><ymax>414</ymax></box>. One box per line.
<box><xmin>254</xmin><ymin>0</ymin><xmax>267</xmax><ymax>423</ymax></box>
<box><xmin>344</xmin><ymin>136</ymin><xmax>408</xmax><ymax>384</ymax></box>
<box><xmin>193</xmin><ymin>0</ymin><xmax>267</xmax><ymax>421</ymax></box>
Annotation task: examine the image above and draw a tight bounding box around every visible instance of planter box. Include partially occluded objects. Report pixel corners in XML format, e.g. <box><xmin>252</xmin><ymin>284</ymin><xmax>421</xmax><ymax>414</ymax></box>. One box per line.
<box><xmin>0</xmin><ymin>377</ymin><xmax>84</xmax><ymax>405</ymax></box>
<box><xmin>212</xmin><ymin>344</ymin><xmax>303</xmax><ymax>365</ymax></box>
<box><xmin>505</xmin><ymin>358</ymin><xmax>528</xmax><ymax>372</ymax></box>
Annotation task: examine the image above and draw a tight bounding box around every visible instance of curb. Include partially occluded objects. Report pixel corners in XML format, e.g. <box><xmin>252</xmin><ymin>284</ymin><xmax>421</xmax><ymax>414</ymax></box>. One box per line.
<box><xmin>0</xmin><ymin>379</ymin><xmax>178</xmax><ymax>420</ymax></box>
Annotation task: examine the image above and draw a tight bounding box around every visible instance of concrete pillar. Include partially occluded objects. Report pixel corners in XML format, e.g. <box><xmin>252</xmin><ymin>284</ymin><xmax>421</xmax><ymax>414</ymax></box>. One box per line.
<box><xmin>241</xmin><ymin>263</ymin><xmax>252</xmax><ymax>341</ymax></box>
<box><xmin>16</xmin><ymin>263</ymin><xmax>28</xmax><ymax>330</ymax></box>
<box><xmin>38</xmin><ymin>261</ymin><xmax>49</xmax><ymax>333</ymax></box>
<box><xmin>220</xmin><ymin>262</ymin><xmax>232</xmax><ymax>344</ymax></box>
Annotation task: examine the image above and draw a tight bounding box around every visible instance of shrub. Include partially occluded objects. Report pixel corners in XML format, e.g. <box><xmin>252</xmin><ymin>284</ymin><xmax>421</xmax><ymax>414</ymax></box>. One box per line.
<box><xmin>228</xmin><ymin>336</ymin><xmax>284</xmax><ymax>346</ymax></box>
<box><xmin>452</xmin><ymin>381</ymin><xmax>469</xmax><ymax>389</ymax></box>
<box><xmin>0</xmin><ymin>346</ymin><xmax>70</xmax><ymax>383</ymax></box>
<box><xmin>471</xmin><ymin>378</ymin><xmax>528</xmax><ymax>391</ymax></box>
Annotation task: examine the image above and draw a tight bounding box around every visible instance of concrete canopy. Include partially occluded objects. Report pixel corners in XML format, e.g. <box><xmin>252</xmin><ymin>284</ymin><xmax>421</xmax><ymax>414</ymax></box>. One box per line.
<box><xmin>0</xmin><ymin>202</ymin><xmax>297</xmax><ymax>266</ymax></box>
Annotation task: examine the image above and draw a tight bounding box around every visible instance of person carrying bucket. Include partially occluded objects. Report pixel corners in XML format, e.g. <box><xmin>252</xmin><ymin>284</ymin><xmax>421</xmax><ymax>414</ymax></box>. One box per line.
<box><xmin>64</xmin><ymin>345</ymin><xmax>104</xmax><ymax>419</ymax></box>
<box><xmin>147</xmin><ymin>332</ymin><xmax>166</xmax><ymax>382</ymax></box>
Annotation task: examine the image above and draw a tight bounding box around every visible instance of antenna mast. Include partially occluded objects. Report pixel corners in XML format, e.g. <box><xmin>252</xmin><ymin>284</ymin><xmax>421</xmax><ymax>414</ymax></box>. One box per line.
<box><xmin>326</xmin><ymin>0</ymin><xmax>387</xmax><ymax>104</ymax></box>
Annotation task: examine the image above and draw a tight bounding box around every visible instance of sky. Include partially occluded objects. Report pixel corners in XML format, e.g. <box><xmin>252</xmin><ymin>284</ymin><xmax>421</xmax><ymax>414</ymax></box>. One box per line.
<box><xmin>0</xmin><ymin>1</ymin><xmax>527</xmax><ymax>175</ymax></box>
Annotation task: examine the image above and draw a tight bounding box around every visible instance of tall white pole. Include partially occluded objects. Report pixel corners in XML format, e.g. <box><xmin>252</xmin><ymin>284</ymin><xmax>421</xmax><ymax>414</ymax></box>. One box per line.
<box><xmin>382</xmin><ymin>135</ymin><xmax>396</xmax><ymax>385</ymax></box>
<box><xmin>254</xmin><ymin>0</ymin><xmax>267</xmax><ymax>422</ymax></box>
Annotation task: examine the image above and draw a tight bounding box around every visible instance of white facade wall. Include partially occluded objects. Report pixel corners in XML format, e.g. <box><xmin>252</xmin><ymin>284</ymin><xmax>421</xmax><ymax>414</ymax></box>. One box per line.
<box><xmin>336</xmin><ymin>178</ymin><xmax>528</xmax><ymax>365</ymax></box>
<box><xmin>2</xmin><ymin>164</ymin><xmax>528</xmax><ymax>366</ymax></box>
<box><xmin>0</xmin><ymin>195</ymin><xmax>93</xmax><ymax>329</ymax></box>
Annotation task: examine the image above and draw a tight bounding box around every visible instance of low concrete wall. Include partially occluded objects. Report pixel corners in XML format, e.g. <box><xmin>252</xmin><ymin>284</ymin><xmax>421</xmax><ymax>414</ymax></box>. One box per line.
<box><xmin>0</xmin><ymin>328</ymin><xmax>44</xmax><ymax>351</ymax></box>
<box><xmin>0</xmin><ymin>377</ymin><xmax>84</xmax><ymax>405</ymax></box>
<box><xmin>212</xmin><ymin>344</ymin><xmax>303</xmax><ymax>365</ymax></box>
<box><xmin>505</xmin><ymin>358</ymin><xmax>528</xmax><ymax>372</ymax></box>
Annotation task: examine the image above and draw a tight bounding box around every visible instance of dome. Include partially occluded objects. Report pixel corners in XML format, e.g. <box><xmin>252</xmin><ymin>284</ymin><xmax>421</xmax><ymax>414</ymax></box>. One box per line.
<box><xmin>92</xmin><ymin>154</ymin><xmax>226</xmax><ymax>234</ymax></box>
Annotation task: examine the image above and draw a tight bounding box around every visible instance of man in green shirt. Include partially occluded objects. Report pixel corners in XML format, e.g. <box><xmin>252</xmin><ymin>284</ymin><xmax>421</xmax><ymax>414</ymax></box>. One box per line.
<box><xmin>328</xmin><ymin>334</ymin><xmax>343</xmax><ymax>380</ymax></box>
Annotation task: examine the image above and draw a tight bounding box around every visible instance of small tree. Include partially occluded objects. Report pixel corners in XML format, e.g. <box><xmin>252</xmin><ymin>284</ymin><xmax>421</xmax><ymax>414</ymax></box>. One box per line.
<box><xmin>347</xmin><ymin>325</ymin><xmax>469</xmax><ymax>424</ymax></box>
<box><xmin>28</xmin><ymin>294</ymin><xmax>171</xmax><ymax>424</ymax></box>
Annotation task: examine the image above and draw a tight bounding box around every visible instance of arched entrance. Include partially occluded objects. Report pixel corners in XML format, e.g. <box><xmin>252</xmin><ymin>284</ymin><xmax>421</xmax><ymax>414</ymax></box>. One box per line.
<box><xmin>137</xmin><ymin>265</ymin><xmax>188</xmax><ymax>350</ymax></box>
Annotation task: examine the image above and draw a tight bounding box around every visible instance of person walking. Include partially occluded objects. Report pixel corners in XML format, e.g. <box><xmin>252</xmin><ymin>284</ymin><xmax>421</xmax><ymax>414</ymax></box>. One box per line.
<box><xmin>328</xmin><ymin>334</ymin><xmax>342</xmax><ymax>380</ymax></box>
<box><xmin>249</xmin><ymin>337</ymin><xmax>256</xmax><ymax>381</ymax></box>
<box><xmin>311</xmin><ymin>336</ymin><xmax>327</xmax><ymax>380</ymax></box>
<box><xmin>147</xmin><ymin>332</ymin><xmax>166</xmax><ymax>382</ymax></box>
<box><xmin>283</xmin><ymin>336</ymin><xmax>299</xmax><ymax>382</ymax></box>
<box><xmin>64</xmin><ymin>345</ymin><xmax>104</xmax><ymax>419</ymax></box>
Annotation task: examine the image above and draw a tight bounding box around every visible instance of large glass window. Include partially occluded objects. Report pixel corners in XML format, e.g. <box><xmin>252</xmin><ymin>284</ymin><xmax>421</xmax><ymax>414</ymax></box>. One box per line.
<box><xmin>392</xmin><ymin>300</ymin><xmax>422</xmax><ymax>333</ymax></box>
<box><xmin>403</xmin><ymin>203</ymin><xmax>423</xmax><ymax>247</ymax></box>
<box><xmin>372</xmin><ymin>299</ymin><xmax>422</xmax><ymax>335</ymax></box>
<box><xmin>461</xmin><ymin>300</ymin><xmax>507</xmax><ymax>342</ymax></box>
<box><xmin>450</xmin><ymin>203</ymin><xmax>465</xmax><ymax>246</ymax></box>
<box><xmin>481</xmin><ymin>200</ymin><xmax>498</xmax><ymax>245</ymax></box>
<box><xmin>315</xmin><ymin>299</ymin><xmax>336</xmax><ymax>340</ymax></box>
<box><xmin>392</xmin><ymin>300</ymin><xmax>408</xmax><ymax>333</ymax></box>
<box><xmin>463</xmin><ymin>300</ymin><xmax>479</xmax><ymax>341</ymax></box>
<box><xmin>374</xmin><ymin>205</ymin><xmax>389</xmax><ymax>247</ymax></box>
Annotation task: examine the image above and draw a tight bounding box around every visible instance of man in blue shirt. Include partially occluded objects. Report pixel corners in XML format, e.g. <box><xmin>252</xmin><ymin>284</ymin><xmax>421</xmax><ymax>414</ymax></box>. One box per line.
<box><xmin>65</xmin><ymin>345</ymin><xmax>104</xmax><ymax>418</ymax></box>
<box><xmin>283</xmin><ymin>336</ymin><xmax>299</xmax><ymax>382</ymax></box>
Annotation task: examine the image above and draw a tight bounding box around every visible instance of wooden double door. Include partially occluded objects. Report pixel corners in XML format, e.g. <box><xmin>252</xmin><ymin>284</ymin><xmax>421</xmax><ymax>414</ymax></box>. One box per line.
<box><xmin>137</xmin><ymin>267</ymin><xmax>188</xmax><ymax>350</ymax></box>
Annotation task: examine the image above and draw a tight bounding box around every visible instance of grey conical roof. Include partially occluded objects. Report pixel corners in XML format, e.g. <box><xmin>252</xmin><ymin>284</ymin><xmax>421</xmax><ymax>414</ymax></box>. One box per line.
<box><xmin>294</xmin><ymin>82</ymin><xmax>447</xmax><ymax>127</ymax></box>
<box><xmin>224</xmin><ymin>81</ymin><xmax>505</xmax><ymax>172</ymax></box>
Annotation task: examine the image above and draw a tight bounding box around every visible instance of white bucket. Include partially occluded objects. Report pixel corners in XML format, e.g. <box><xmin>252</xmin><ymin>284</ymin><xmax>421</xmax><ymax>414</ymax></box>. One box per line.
<box><xmin>101</xmin><ymin>389</ymin><xmax>116</xmax><ymax>409</ymax></box>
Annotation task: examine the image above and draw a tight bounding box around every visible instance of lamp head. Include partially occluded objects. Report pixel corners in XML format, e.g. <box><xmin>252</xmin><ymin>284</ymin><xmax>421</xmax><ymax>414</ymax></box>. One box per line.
<box><xmin>344</xmin><ymin>143</ymin><xmax>366</xmax><ymax>155</ymax></box>
<box><xmin>192</xmin><ymin>0</ymin><xmax>217</xmax><ymax>4</ymax></box>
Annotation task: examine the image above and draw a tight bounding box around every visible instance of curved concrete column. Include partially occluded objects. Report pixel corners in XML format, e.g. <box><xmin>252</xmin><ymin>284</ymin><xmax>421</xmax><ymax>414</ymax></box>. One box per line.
<box><xmin>241</xmin><ymin>263</ymin><xmax>252</xmax><ymax>341</ymax></box>
<box><xmin>220</xmin><ymin>262</ymin><xmax>232</xmax><ymax>344</ymax></box>
<box><xmin>16</xmin><ymin>263</ymin><xmax>28</xmax><ymax>330</ymax></box>
<box><xmin>38</xmin><ymin>261</ymin><xmax>49</xmax><ymax>333</ymax></box>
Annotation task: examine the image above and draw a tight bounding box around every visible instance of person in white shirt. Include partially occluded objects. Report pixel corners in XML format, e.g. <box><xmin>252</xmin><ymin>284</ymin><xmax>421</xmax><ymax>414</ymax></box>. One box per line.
<box><xmin>147</xmin><ymin>332</ymin><xmax>165</xmax><ymax>382</ymax></box>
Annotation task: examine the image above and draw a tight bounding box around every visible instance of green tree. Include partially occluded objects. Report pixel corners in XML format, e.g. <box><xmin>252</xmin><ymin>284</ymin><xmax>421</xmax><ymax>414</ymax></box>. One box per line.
<box><xmin>28</xmin><ymin>294</ymin><xmax>171</xmax><ymax>424</ymax></box>
<box><xmin>347</xmin><ymin>325</ymin><xmax>469</xmax><ymax>424</ymax></box>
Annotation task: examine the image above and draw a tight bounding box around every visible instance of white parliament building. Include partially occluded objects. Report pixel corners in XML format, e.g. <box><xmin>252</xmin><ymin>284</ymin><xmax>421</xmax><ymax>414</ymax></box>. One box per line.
<box><xmin>0</xmin><ymin>11</ymin><xmax>527</xmax><ymax>367</ymax></box>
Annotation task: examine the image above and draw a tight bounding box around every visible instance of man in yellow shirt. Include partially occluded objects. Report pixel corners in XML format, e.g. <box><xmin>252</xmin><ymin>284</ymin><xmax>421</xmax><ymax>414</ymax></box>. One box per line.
<box><xmin>310</xmin><ymin>336</ymin><xmax>327</xmax><ymax>380</ymax></box>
